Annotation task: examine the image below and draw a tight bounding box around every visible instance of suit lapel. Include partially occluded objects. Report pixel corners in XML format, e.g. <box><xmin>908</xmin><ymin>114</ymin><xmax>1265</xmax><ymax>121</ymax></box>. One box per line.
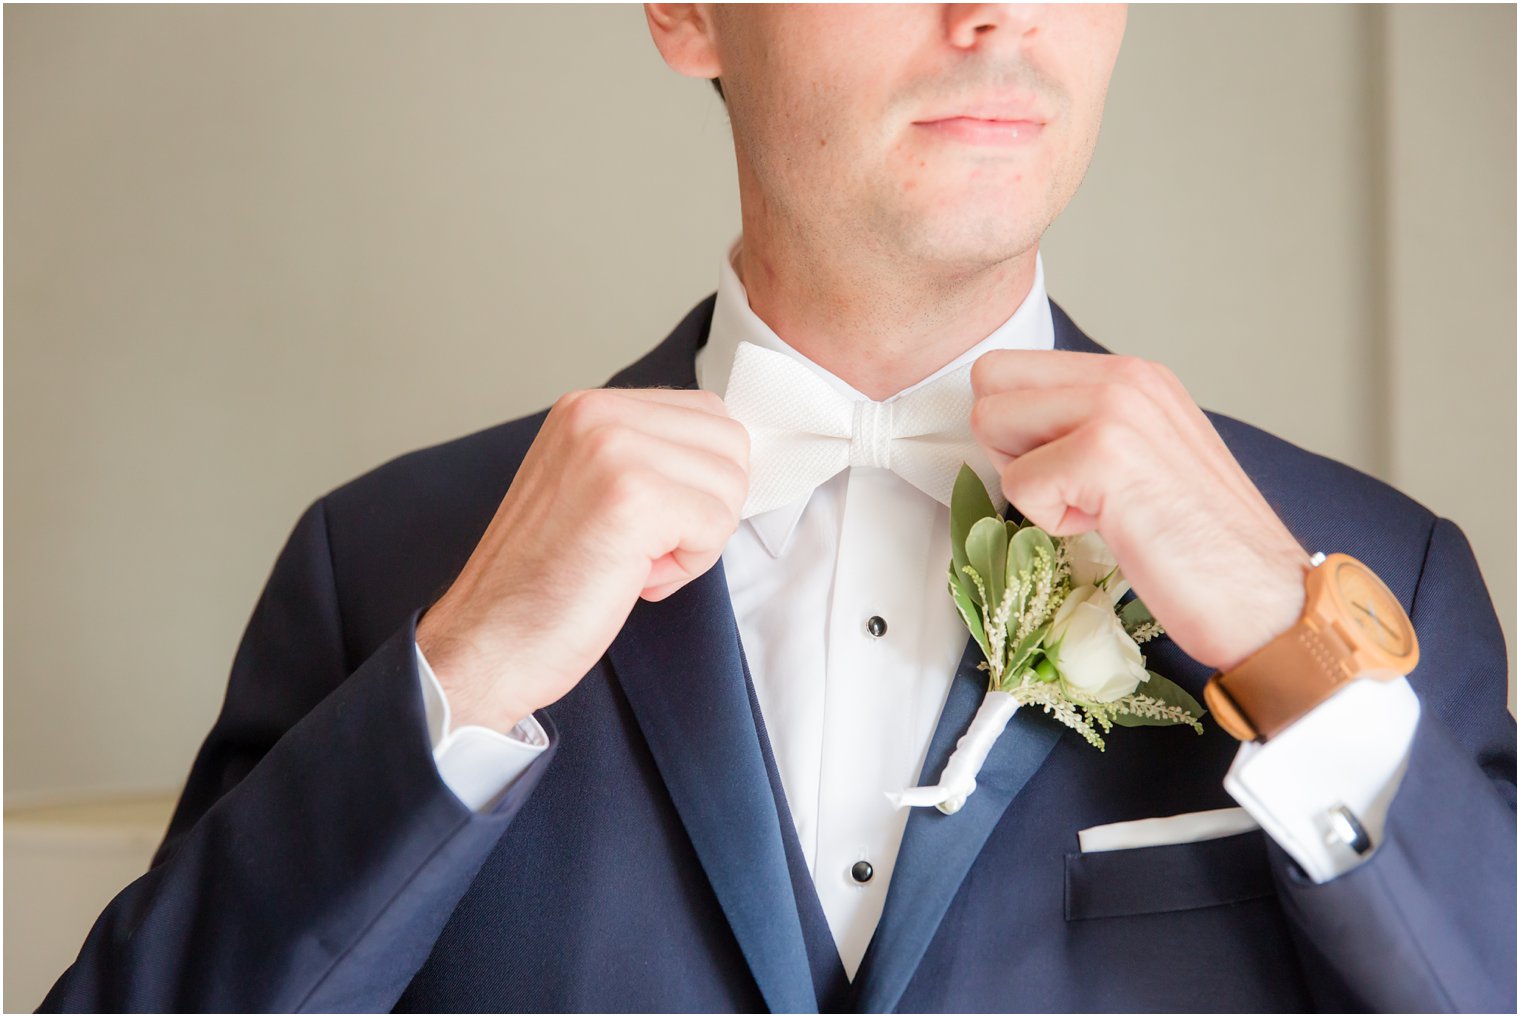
<box><xmin>601</xmin><ymin>295</ymin><xmax>817</xmax><ymax>1013</ymax></box>
<box><xmin>607</xmin><ymin>562</ymin><xmax>817</xmax><ymax>1013</ymax></box>
<box><xmin>1048</xmin><ymin>298</ymin><xmax>1111</xmax><ymax>358</ymax></box>
<box><xmin>852</xmin><ymin>297</ymin><xmax>1113</xmax><ymax>1013</ymax></box>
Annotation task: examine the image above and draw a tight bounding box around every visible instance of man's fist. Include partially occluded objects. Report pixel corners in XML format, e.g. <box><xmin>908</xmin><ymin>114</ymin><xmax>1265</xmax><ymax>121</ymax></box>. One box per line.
<box><xmin>416</xmin><ymin>387</ymin><xmax>750</xmax><ymax>733</ymax></box>
<box><xmin>968</xmin><ymin>350</ymin><xmax>1312</xmax><ymax>674</ymax></box>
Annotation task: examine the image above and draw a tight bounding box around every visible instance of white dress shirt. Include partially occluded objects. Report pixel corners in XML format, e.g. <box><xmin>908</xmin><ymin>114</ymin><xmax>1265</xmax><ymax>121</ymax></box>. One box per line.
<box><xmin>414</xmin><ymin>234</ymin><xmax>1419</xmax><ymax>978</ymax></box>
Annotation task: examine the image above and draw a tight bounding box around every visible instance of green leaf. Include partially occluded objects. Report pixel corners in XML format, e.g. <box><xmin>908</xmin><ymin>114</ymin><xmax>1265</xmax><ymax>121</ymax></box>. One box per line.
<box><xmin>948</xmin><ymin>562</ymin><xmax>990</xmax><ymax>661</ymax></box>
<box><xmin>1007</xmin><ymin>526</ymin><xmax>1054</xmax><ymax>579</ymax></box>
<box><xmin>1119</xmin><ymin>596</ymin><xmax>1155</xmax><ymax>631</ymax></box>
<box><xmin>950</xmin><ymin>464</ymin><xmax>998</xmax><ymax>592</ymax></box>
<box><xmin>947</xmin><ymin>556</ymin><xmax>972</xmax><ymax>602</ymax></box>
<box><xmin>1111</xmin><ymin>671</ymin><xmax>1207</xmax><ymax>728</ymax></box>
<box><xmin>1005</xmin><ymin>527</ymin><xmax>1054</xmax><ymax>616</ymax></box>
<box><xmin>1001</xmin><ymin>622</ymin><xmax>1052</xmax><ymax>686</ymax></box>
<box><xmin>1097</xmin><ymin>563</ymin><xmax>1121</xmax><ymax>591</ymax></box>
<box><xmin>966</xmin><ymin>517</ymin><xmax>1010</xmax><ymax>624</ymax></box>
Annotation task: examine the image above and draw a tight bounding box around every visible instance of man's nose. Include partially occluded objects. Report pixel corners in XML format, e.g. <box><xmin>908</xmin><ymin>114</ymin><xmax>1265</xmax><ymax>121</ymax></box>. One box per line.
<box><xmin>942</xmin><ymin>4</ymin><xmax>1042</xmax><ymax>49</ymax></box>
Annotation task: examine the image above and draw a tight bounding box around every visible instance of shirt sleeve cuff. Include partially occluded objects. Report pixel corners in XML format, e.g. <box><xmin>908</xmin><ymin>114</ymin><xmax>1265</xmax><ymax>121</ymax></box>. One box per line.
<box><xmin>1223</xmin><ymin>674</ymin><xmax>1420</xmax><ymax>884</ymax></box>
<box><xmin>415</xmin><ymin>641</ymin><xmax>549</xmax><ymax>812</ymax></box>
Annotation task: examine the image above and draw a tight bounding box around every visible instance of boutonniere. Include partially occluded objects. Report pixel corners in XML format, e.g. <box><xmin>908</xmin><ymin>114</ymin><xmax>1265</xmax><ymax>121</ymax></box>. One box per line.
<box><xmin>891</xmin><ymin>464</ymin><xmax>1206</xmax><ymax>815</ymax></box>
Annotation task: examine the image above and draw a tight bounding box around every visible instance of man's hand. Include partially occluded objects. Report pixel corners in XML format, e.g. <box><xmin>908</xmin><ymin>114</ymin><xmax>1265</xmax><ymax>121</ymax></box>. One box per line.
<box><xmin>416</xmin><ymin>387</ymin><xmax>749</xmax><ymax>733</ymax></box>
<box><xmin>968</xmin><ymin>350</ymin><xmax>1312</xmax><ymax>673</ymax></box>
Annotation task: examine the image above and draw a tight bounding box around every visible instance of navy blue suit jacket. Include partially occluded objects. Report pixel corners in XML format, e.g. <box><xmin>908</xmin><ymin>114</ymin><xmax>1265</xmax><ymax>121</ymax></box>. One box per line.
<box><xmin>43</xmin><ymin>296</ymin><xmax>1516</xmax><ymax>1012</ymax></box>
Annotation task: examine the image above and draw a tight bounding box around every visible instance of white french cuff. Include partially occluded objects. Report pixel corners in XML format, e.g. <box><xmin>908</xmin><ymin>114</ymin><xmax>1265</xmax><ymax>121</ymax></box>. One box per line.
<box><xmin>415</xmin><ymin>642</ymin><xmax>549</xmax><ymax>812</ymax></box>
<box><xmin>887</xmin><ymin>691</ymin><xmax>1020</xmax><ymax>814</ymax></box>
<box><xmin>1222</xmin><ymin>674</ymin><xmax>1420</xmax><ymax>883</ymax></box>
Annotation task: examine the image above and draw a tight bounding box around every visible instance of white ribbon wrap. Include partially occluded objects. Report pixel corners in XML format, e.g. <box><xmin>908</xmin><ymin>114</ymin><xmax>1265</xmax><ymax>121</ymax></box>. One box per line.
<box><xmin>887</xmin><ymin>691</ymin><xmax>1020</xmax><ymax>815</ymax></box>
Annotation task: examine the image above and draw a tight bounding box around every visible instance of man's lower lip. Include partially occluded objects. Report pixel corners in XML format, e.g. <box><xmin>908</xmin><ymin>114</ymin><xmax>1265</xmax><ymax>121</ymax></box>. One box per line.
<box><xmin>914</xmin><ymin>117</ymin><xmax>1044</xmax><ymax>145</ymax></box>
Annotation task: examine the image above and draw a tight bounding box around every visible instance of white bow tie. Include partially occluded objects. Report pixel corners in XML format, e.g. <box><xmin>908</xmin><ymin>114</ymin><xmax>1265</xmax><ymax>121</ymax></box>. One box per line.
<box><xmin>721</xmin><ymin>340</ymin><xmax>1004</xmax><ymax>518</ymax></box>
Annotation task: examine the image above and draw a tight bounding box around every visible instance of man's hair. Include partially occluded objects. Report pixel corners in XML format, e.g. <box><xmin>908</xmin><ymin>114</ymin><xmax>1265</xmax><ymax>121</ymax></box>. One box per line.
<box><xmin>710</xmin><ymin>77</ymin><xmax>725</xmax><ymax>103</ymax></box>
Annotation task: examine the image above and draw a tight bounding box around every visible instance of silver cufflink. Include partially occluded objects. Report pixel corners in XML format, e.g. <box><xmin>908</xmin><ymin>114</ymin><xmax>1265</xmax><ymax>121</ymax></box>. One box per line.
<box><xmin>1326</xmin><ymin>803</ymin><xmax>1372</xmax><ymax>855</ymax></box>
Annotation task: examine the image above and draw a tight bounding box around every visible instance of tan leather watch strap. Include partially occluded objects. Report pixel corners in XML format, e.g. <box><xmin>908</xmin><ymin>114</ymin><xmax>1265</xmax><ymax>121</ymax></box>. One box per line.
<box><xmin>1204</xmin><ymin>622</ymin><xmax>1350</xmax><ymax>742</ymax></box>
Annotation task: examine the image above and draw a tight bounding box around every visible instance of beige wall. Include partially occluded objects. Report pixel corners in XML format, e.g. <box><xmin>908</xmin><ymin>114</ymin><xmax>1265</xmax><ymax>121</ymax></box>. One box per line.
<box><xmin>4</xmin><ymin>5</ymin><xmax>1514</xmax><ymax>1006</ymax></box>
<box><xmin>1383</xmin><ymin>6</ymin><xmax>1516</xmax><ymax>644</ymax></box>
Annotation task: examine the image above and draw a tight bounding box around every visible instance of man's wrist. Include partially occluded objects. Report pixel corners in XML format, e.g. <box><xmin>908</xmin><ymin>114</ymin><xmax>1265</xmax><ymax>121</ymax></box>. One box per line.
<box><xmin>417</xmin><ymin>603</ymin><xmax>533</xmax><ymax>734</ymax></box>
<box><xmin>416</xmin><ymin>642</ymin><xmax>550</xmax><ymax>812</ymax></box>
<box><xmin>1211</xmin><ymin>546</ymin><xmax>1312</xmax><ymax>674</ymax></box>
<box><xmin>1205</xmin><ymin>551</ymin><xmax>1419</xmax><ymax>743</ymax></box>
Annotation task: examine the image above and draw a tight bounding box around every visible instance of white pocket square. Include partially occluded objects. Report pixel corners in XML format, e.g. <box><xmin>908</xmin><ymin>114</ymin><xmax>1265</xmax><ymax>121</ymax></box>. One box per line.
<box><xmin>1077</xmin><ymin>806</ymin><xmax>1261</xmax><ymax>853</ymax></box>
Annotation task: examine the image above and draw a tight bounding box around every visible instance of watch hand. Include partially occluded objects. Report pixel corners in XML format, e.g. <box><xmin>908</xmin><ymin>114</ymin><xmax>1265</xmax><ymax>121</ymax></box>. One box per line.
<box><xmin>1353</xmin><ymin>601</ymin><xmax>1400</xmax><ymax>639</ymax></box>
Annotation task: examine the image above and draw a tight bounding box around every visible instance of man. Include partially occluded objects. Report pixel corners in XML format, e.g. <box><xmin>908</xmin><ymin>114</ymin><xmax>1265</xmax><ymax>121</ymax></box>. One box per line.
<box><xmin>43</xmin><ymin>4</ymin><xmax>1514</xmax><ymax>1012</ymax></box>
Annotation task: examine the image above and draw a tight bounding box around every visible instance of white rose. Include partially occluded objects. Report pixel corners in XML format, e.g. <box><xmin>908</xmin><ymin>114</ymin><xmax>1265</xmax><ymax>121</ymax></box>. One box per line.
<box><xmin>1064</xmin><ymin>531</ymin><xmax>1130</xmax><ymax>600</ymax></box>
<box><xmin>1047</xmin><ymin>584</ymin><xmax>1149</xmax><ymax>703</ymax></box>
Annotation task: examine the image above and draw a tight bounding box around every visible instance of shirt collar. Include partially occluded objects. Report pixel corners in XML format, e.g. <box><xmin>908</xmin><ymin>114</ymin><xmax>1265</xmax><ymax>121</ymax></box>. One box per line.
<box><xmin>696</xmin><ymin>233</ymin><xmax>1055</xmax><ymax>558</ymax></box>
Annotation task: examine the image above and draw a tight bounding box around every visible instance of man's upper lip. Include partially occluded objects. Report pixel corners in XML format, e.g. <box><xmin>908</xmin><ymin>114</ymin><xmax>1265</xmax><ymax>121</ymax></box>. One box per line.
<box><xmin>914</xmin><ymin>103</ymin><xmax>1048</xmax><ymax>124</ymax></box>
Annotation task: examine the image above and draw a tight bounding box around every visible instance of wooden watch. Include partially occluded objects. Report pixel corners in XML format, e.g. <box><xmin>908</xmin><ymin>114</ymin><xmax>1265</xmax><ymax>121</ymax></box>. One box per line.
<box><xmin>1203</xmin><ymin>552</ymin><xmax>1420</xmax><ymax>742</ymax></box>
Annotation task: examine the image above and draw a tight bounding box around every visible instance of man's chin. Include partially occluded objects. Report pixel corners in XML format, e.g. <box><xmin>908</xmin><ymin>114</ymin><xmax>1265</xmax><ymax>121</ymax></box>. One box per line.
<box><xmin>886</xmin><ymin>221</ymin><xmax>1042</xmax><ymax>275</ymax></box>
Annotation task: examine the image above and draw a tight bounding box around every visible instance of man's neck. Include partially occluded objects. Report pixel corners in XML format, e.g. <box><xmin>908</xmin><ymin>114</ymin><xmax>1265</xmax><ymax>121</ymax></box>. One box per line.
<box><xmin>733</xmin><ymin>225</ymin><xmax>1039</xmax><ymax>402</ymax></box>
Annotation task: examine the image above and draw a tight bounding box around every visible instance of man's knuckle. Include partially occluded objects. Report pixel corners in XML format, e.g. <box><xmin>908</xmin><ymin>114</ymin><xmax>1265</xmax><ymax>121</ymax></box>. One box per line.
<box><xmin>729</xmin><ymin>420</ymin><xmax>752</xmax><ymax>468</ymax></box>
<box><xmin>969</xmin><ymin>396</ymin><xmax>995</xmax><ymax>435</ymax></box>
<box><xmin>698</xmin><ymin>493</ymin><xmax>726</xmax><ymax>533</ymax></box>
<box><xmin>562</xmin><ymin>388</ymin><xmax>611</xmax><ymax>429</ymax></box>
<box><xmin>606</xmin><ymin>467</ymin><xmax>651</xmax><ymax>512</ymax></box>
<box><xmin>1152</xmin><ymin>360</ymin><xmax>1192</xmax><ymax>400</ymax></box>
<box><xmin>719</xmin><ymin>457</ymin><xmax>748</xmax><ymax>507</ymax></box>
<box><xmin>1108</xmin><ymin>354</ymin><xmax>1140</xmax><ymax>381</ymax></box>
<box><xmin>550</xmin><ymin>389</ymin><xmax>582</xmax><ymax>419</ymax></box>
<box><xmin>969</xmin><ymin>355</ymin><xmax>989</xmax><ymax>390</ymax></box>
<box><xmin>1151</xmin><ymin>359</ymin><xmax>1180</xmax><ymax>385</ymax></box>
<box><xmin>712</xmin><ymin>492</ymin><xmax>742</xmax><ymax>536</ymax></box>
<box><xmin>1101</xmin><ymin>381</ymin><xmax>1146</xmax><ymax>417</ymax></box>
<box><xmin>1117</xmin><ymin>355</ymin><xmax>1163</xmax><ymax>393</ymax></box>
<box><xmin>1084</xmin><ymin>418</ymin><xmax>1130</xmax><ymax>459</ymax></box>
<box><xmin>585</xmin><ymin>423</ymin><xmax>630</xmax><ymax>465</ymax></box>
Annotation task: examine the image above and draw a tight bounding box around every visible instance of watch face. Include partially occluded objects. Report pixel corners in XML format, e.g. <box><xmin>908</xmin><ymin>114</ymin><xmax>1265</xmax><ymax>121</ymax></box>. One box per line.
<box><xmin>1332</xmin><ymin>559</ymin><xmax>1416</xmax><ymax>659</ymax></box>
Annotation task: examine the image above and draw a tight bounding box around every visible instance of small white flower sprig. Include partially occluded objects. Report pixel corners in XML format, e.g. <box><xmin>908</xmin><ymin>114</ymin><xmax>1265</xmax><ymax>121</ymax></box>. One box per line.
<box><xmin>890</xmin><ymin>465</ymin><xmax>1205</xmax><ymax>816</ymax></box>
<box><xmin>946</xmin><ymin>462</ymin><xmax>1205</xmax><ymax>750</ymax></box>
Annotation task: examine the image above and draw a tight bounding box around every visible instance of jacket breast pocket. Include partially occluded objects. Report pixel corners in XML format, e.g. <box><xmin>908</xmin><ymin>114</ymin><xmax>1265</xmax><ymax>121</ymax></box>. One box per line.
<box><xmin>1063</xmin><ymin>829</ymin><xmax>1275</xmax><ymax>921</ymax></box>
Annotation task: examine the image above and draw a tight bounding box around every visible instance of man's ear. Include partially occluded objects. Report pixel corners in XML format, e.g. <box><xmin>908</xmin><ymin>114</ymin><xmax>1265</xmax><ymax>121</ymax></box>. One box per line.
<box><xmin>644</xmin><ymin>4</ymin><xmax>723</xmax><ymax>81</ymax></box>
